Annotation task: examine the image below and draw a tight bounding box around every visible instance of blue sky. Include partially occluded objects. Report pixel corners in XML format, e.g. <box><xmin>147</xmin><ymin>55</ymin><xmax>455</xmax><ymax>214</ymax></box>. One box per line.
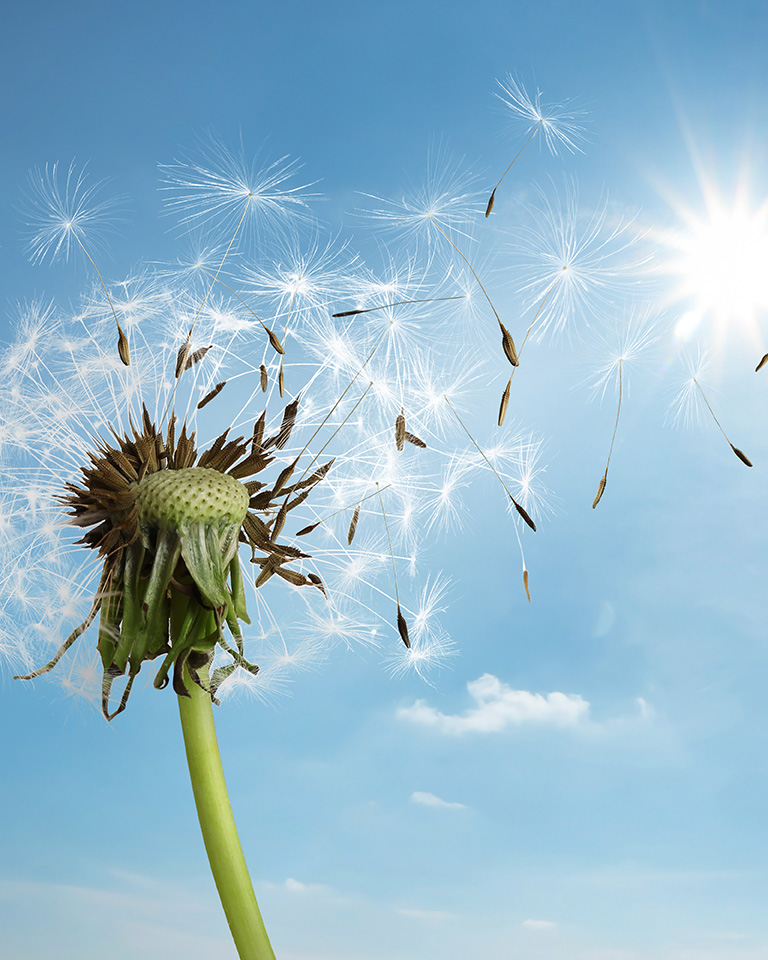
<box><xmin>2</xmin><ymin>1</ymin><xmax>768</xmax><ymax>959</ymax></box>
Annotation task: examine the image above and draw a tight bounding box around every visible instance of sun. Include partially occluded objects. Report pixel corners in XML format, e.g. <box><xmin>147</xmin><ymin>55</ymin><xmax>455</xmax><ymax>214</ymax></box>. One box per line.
<box><xmin>661</xmin><ymin>180</ymin><xmax>768</xmax><ymax>346</ymax></box>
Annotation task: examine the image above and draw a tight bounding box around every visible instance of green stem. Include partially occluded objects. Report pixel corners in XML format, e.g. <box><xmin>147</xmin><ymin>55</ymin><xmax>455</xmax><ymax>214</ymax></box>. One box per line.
<box><xmin>177</xmin><ymin>663</ymin><xmax>276</xmax><ymax>960</ymax></box>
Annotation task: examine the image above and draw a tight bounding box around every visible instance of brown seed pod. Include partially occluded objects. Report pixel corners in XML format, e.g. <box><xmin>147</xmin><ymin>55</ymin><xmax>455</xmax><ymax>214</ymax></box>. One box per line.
<box><xmin>296</xmin><ymin>520</ymin><xmax>321</xmax><ymax>537</ymax></box>
<box><xmin>498</xmin><ymin>377</ymin><xmax>512</xmax><ymax>426</ymax></box>
<box><xmin>500</xmin><ymin>323</ymin><xmax>519</xmax><ymax>367</ymax></box>
<box><xmin>730</xmin><ymin>443</ymin><xmax>753</xmax><ymax>467</ymax></box>
<box><xmin>185</xmin><ymin>345</ymin><xmax>213</xmax><ymax>370</ymax></box>
<box><xmin>395</xmin><ymin>407</ymin><xmax>406</xmax><ymax>451</ymax></box>
<box><xmin>259</xmin><ymin>364</ymin><xmax>268</xmax><ymax>392</ymax></box>
<box><xmin>265</xmin><ymin>326</ymin><xmax>285</xmax><ymax>355</ymax></box>
<box><xmin>175</xmin><ymin>338</ymin><xmax>191</xmax><ymax>379</ymax></box>
<box><xmin>396</xmin><ymin>604</ymin><xmax>411</xmax><ymax>648</ymax></box>
<box><xmin>523</xmin><ymin>569</ymin><xmax>531</xmax><ymax>603</ymax></box>
<box><xmin>279</xmin><ymin>362</ymin><xmax>285</xmax><ymax>398</ymax></box>
<box><xmin>347</xmin><ymin>503</ymin><xmax>361</xmax><ymax>545</ymax></box>
<box><xmin>117</xmin><ymin>324</ymin><xmax>130</xmax><ymax>366</ymax></box>
<box><xmin>592</xmin><ymin>475</ymin><xmax>607</xmax><ymax>508</ymax></box>
<box><xmin>485</xmin><ymin>189</ymin><xmax>496</xmax><ymax>218</ymax></box>
<box><xmin>404</xmin><ymin>431</ymin><xmax>426</xmax><ymax>449</ymax></box>
<box><xmin>756</xmin><ymin>353</ymin><xmax>768</xmax><ymax>373</ymax></box>
<box><xmin>197</xmin><ymin>381</ymin><xmax>226</xmax><ymax>410</ymax></box>
<box><xmin>510</xmin><ymin>496</ymin><xmax>536</xmax><ymax>532</ymax></box>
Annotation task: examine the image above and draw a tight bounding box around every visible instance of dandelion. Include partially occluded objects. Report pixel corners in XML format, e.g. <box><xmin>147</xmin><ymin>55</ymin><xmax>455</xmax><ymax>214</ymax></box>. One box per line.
<box><xmin>486</xmin><ymin>75</ymin><xmax>589</xmax><ymax>216</ymax></box>
<box><xmin>668</xmin><ymin>349</ymin><xmax>752</xmax><ymax>466</ymax></box>
<box><xmin>363</xmin><ymin>155</ymin><xmax>523</xmax><ymax>370</ymax></box>
<box><xmin>6</xmin><ymin>142</ymin><xmax>550</xmax><ymax>959</ymax></box>
<box><xmin>512</xmin><ymin>178</ymin><xmax>651</xmax><ymax>344</ymax></box>
<box><xmin>585</xmin><ymin>307</ymin><xmax>664</xmax><ymax>506</ymax></box>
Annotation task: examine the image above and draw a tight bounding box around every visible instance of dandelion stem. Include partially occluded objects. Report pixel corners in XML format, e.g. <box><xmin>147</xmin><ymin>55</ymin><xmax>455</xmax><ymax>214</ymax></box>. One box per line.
<box><xmin>486</xmin><ymin>120</ymin><xmax>542</xmax><ymax>215</ymax></box>
<box><xmin>178</xmin><ymin>660</ymin><xmax>275</xmax><ymax>960</ymax></box>
<box><xmin>593</xmin><ymin>360</ymin><xmax>623</xmax><ymax>508</ymax></box>
<box><xmin>71</xmin><ymin>232</ymin><xmax>129</xmax><ymax>364</ymax></box>
<box><xmin>429</xmin><ymin>217</ymin><xmax>504</xmax><ymax>329</ymax></box>
<box><xmin>693</xmin><ymin>378</ymin><xmax>752</xmax><ymax>466</ymax></box>
<box><xmin>518</xmin><ymin>273</ymin><xmax>563</xmax><ymax>355</ymax></box>
<box><xmin>444</xmin><ymin>395</ymin><xmax>535</xmax><ymax>531</ymax></box>
<box><xmin>332</xmin><ymin>295</ymin><xmax>465</xmax><ymax>317</ymax></box>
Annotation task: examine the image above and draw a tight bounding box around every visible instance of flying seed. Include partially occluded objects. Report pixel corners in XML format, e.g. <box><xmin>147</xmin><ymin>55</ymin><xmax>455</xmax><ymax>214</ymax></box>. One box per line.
<box><xmin>197</xmin><ymin>381</ymin><xmax>226</xmax><ymax>409</ymax></box>
<box><xmin>395</xmin><ymin>408</ymin><xmax>406</xmax><ymax>451</ymax></box>
<box><xmin>485</xmin><ymin>189</ymin><xmax>496</xmax><ymax>218</ymax></box>
<box><xmin>279</xmin><ymin>362</ymin><xmax>285</xmax><ymax>398</ymax></box>
<box><xmin>185</xmin><ymin>344</ymin><xmax>213</xmax><ymax>370</ymax></box>
<box><xmin>510</xmin><ymin>495</ymin><xmax>536</xmax><ymax>531</ymax></box>
<box><xmin>260</xmin><ymin>364</ymin><xmax>268</xmax><ymax>392</ymax></box>
<box><xmin>296</xmin><ymin>521</ymin><xmax>321</xmax><ymax>537</ymax></box>
<box><xmin>396</xmin><ymin>605</ymin><xmax>411</xmax><ymax>649</ymax></box>
<box><xmin>500</xmin><ymin>323</ymin><xmax>519</xmax><ymax>366</ymax></box>
<box><xmin>265</xmin><ymin>326</ymin><xmax>285</xmax><ymax>355</ymax></box>
<box><xmin>756</xmin><ymin>353</ymin><xmax>768</xmax><ymax>373</ymax></box>
<box><xmin>117</xmin><ymin>324</ymin><xmax>130</xmax><ymax>366</ymax></box>
<box><xmin>175</xmin><ymin>338</ymin><xmax>191</xmax><ymax>378</ymax></box>
<box><xmin>730</xmin><ymin>443</ymin><xmax>753</xmax><ymax>467</ymax></box>
<box><xmin>523</xmin><ymin>568</ymin><xmax>531</xmax><ymax>602</ymax></box>
<box><xmin>498</xmin><ymin>377</ymin><xmax>512</xmax><ymax>426</ymax></box>
<box><xmin>347</xmin><ymin>503</ymin><xmax>361</xmax><ymax>545</ymax></box>
<box><xmin>592</xmin><ymin>474</ymin><xmax>607</xmax><ymax>508</ymax></box>
<box><xmin>404</xmin><ymin>431</ymin><xmax>426</xmax><ymax>449</ymax></box>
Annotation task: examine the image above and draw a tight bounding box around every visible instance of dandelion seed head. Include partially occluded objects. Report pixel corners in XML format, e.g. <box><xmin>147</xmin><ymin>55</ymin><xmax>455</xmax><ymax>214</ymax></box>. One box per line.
<box><xmin>20</xmin><ymin>161</ymin><xmax>123</xmax><ymax>265</ymax></box>
<box><xmin>495</xmin><ymin>75</ymin><xmax>589</xmax><ymax>157</ymax></box>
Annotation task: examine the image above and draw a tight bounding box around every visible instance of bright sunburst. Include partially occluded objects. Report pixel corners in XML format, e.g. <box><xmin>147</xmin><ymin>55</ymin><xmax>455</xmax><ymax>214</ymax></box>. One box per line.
<box><xmin>662</xmin><ymin>180</ymin><xmax>768</xmax><ymax>346</ymax></box>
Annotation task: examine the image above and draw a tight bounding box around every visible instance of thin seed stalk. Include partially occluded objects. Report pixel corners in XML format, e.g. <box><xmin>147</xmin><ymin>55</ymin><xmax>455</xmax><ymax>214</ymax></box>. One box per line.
<box><xmin>177</xmin><ymin>662</ymin><xmax>275</xmax><ymax>960</ymax></box>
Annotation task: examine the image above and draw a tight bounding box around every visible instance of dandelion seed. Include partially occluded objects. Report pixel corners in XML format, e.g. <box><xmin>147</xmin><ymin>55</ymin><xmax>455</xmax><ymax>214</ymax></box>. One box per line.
<box><xmin>513</xmin><ymin>178</ymin><xmax>650</xmax><ymax>340</ymax></box>
<box><xmin>486</xmin><ymin>76</ymin><xmax>588</xmax><ymax>215</ymax></box>
<box><xmin>197</xmin><ymin>381</ymin><xmax>226</xmax><ymax>410</ymax></box>
<box><xmin>260</xmin><ymin>364</ymin><xmax>268</xmax><ymax>392</ymax></box>
<box><xmin>668</xmin><ymin>350</ymin><xmax>752</xmax><ymax>465</ymax></box>
<box><xmin>347</xmin><ymin>503</ymin><xmax>361</xmax><ymax>545</ymax></box>
<box><xmin>498</xmin><ymin>377</ymin><xmax>512</xmax><ymax>426</ymax></box>
<box><xmin>522</xmin><ymin>568</ymin><xmax>531</xmax><ymax>602</ymax></box>
<box><xmin>756</xmin><ymin>352</ymin><xmax>768</xmax><ymax>372</ymax></box>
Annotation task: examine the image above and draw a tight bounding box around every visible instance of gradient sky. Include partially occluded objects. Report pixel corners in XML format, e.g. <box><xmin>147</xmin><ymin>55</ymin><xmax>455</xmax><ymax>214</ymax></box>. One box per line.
<box><xmin>2</xmin><ymin>1</ymin><xmax>768</xmax><ymax>959</ymax></box>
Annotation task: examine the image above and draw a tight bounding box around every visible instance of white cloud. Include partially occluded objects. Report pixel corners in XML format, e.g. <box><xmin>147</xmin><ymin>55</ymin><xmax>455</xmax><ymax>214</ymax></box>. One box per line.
<box><xmin>410</xmin><ymin>791</ymin><xmax>466</xmax><ymax>809</ymax></box>
<box><xmin>522</xmin><ymin>919</ymin><xmax>557</xmax><ymax>930</ymax></box>
<box><xmin>397</xmin><ymin>673</ymin><xmax>589</xmax><ymax>734</ymax></box>
<box><xmin>283</xmin><ymin>878</ymin><xmax>334</xmax><ymax>896</ymax></box>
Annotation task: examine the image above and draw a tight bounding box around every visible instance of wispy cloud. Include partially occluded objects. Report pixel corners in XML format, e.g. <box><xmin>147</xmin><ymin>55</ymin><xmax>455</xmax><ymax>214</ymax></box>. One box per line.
<box><xmin>522</xmin><ymin>918</ymin><xmax>557</xmax><ymax>930</ymax></box>
<box><xmin>410</xmin><ymin>790</ymin><xmax>466</xmax><ymax>809</ymax></box>
<box><xmin>397</xmin><ymin>673</ymin><xmax>589</xmax><ymax>733</ymax></box>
